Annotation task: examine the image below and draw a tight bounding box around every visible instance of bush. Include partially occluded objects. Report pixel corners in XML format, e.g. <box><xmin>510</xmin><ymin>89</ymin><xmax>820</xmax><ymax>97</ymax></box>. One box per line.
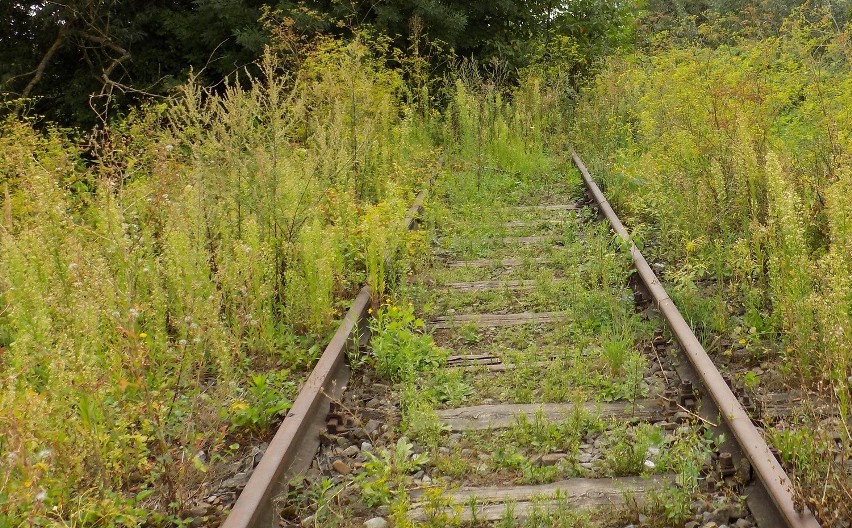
<box><xmin>571</xmin><ymin>9</ymin><xmax>851</xmax><ymax>520</ymax></box>
<box><xmin>0</xmin><ymin>34</ymin><xmax>435</xmax><ymax>525</ymax></box>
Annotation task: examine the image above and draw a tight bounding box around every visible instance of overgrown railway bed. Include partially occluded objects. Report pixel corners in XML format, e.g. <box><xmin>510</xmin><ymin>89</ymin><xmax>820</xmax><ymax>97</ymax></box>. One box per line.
<box><xmin>214</xmin><ymin>153</ymin><xmax>826</xmax><ymax>528</ymax></box>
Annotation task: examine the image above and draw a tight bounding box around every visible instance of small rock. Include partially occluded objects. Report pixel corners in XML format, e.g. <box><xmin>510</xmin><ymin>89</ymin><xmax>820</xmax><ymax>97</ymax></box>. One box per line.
<box><xmin>361</xmin><ymin>442</ymin><xmax>373</xmax><ymax>452</ymax></box>
<box><xmin>222</xmin><ymin>471</ymin><xmax>251</xmax><ymax>489</ymax></box>
<box><xmin>539</xmin><ymin>453</ymin><xmax>566</xmax><ymax>466</ymax></box>
<box><xmin>365</xmin><ymin>419</ymin><xmax>381</xmax><ymax>434</ymax></box>
<box><xmin>578</xmin><ymin>452</ymin><xmax>593</xmax><ymax>463</ymax></box>
<box><xmin>301</xmin><ymin>515</ymin><xmax>315</xmax><ymax>527</ymax></box>
<box><xmin>461</xmin><ymin>448</ymin><xmax>473</xmax><ymax>457</ymax></box>
<box><xmin>644</xmin><ymin>459</ymin><xmax>656</xmax><ymax>469</ymax></box>
<box><xmin>438</xmin><ymin>447</ymin><xmax>450</xmax><ymax>455</ymax></box>
<box><xmin>449</xmin><ymin>433</ymin><xmax>462</xmax><ymax>444</ymax></box>
<box><xmin>704</xmin><ymin>507</ymin><xmax>731</xmax><ymax>525</ymax></box>
<box><xmin>725</xmin><ymin>504</ymin><xmax>747</xmax><ymax>520</ymax></box>
<box><xmin>342</xmin><ymin>445</ymin><xmax>359</xmax><ymax>457</ymax></box>
<box><xmin>734</xmin><ymin>520</ymin><xmax>752</xmax><ymax>528</ymax></box>
<box><xmin>477</xmin><ymin>453</ymin><xmax>489</xmax><ymax>461</ymax></box>
<box><xmin>412</xmin><ymin>470</ymin><xmax>424</xmax><ymax>479</ymax></box>
<box><xmin>702</xmin><ymin>522</ymin><xmax>719</xmax><ymax>528</ymax></box>
<box><xmin>189</xmin><ymin>504</ymin><xmax>210</xmax><ymax>517</ymax></box>
<box><xmin>685</xmin><ymin>522</ymin><xmax>699</xmax><ymax>528</ymax></box>
<box><xmin>352</xmin><ymin>427</ymin><xmax>367</xmax><ymax>439</ymax></box>
<box><xmin>638</xmin><ymin>514</ymin><xmax>648</xmax><ymax>524</ymax></box>
<box><xmin>336</xmin><ymin>436</ymin><xmax>349</xmax><ymax>447</ymax></box>
<box><xmin>367</xmin><ymin>398</ymin><xmax>381</xmax><ymax>408</ymax></box>
<box><xmin>364</xmin><ymin>517</ymin><xmax>388</xmax><ymax>528</ymax></box>
<box><xmin>332</xmin><ymin>460</ymin><xmax>351</xmax><ymax>475</ymax></box>
<box><xmin>674</xmin><ymin>411</ymin><xmax>693</xmax><ymax>422</ymax></box>
<box><xmin>422</xmin><ymin>475</ymin><xmax>432</xmax><ymax>484</ymax></box>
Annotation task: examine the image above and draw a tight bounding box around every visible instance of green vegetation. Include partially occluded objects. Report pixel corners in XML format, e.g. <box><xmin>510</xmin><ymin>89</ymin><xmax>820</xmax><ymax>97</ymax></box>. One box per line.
<box><xmin>572</xmin><ymin>3</ymin><xmax>852</xmax><ymax>521</ymax></box>
<box><xmin>335</xmin><ymin>78</ymin><xmax>717</xmax><ymax>526</ymax></box>
<box><xmin>370</xmin><ymin>303</ymin><xmax>447</xmax><ymax>383</ymax></box>
<box><xmin>0</xmin><ymin>36</ymin><xmax>435</xmax><ymax>524</ymax></box>
<box><xmin>3</xmin><ymin>1</ymin><xmax>852</xmax><ymax>525</ymax></box>
<box><xmin>1</xmin><ymin>0</ymin><xmax>635</xmax><ymax>126</ymax></box>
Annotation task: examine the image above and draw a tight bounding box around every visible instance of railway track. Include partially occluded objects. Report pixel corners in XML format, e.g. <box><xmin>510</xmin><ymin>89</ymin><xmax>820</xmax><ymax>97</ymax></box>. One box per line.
<box><xmin>218</xmin><ymin>154</ymin><xmax>822</xmax><ymax>528</ymax></box>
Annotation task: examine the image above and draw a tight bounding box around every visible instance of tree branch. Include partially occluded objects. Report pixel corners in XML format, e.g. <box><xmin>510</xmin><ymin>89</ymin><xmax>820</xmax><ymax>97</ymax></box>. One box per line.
<box><xmin>21</xmin><ymin>28</ymin><xmax>68</xmax><ymax>99</ymax></box>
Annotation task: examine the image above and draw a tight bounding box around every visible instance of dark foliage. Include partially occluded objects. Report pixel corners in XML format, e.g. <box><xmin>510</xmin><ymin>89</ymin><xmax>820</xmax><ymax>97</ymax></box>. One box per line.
<box><xmin>1</xmin><ymin>1</ymin><xmax>636</xmax><ymax>127</ymax></box>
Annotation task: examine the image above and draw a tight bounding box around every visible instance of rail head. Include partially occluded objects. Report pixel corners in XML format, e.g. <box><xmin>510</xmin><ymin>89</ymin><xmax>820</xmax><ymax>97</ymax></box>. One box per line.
<box><xmin>571</xmin><ymin>149</ymin><xmax>820</xmax><ymax>528</ymax></box>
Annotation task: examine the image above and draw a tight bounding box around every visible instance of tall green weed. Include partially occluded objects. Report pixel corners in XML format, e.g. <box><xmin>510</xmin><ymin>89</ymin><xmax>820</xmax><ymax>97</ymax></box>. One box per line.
<box><xmin>0</xmin><ymin>34</ymin><xmax>435</xmax><ymax>525</ymax></box>
<box><xmin>572</xmin><ymin>10</ymin><xmax>851</xmax><ymax>519</ymax></box>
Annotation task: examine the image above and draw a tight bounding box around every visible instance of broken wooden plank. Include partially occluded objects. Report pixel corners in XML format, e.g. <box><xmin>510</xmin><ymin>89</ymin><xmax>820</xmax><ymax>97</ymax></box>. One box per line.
<box><xmin>446</xmin><ymin>353</ymin><xmax>502</xmax><ymax>366</ymax></box>
<box><xmin>503</xmin><ymin>235</ymin><xmax>556</xmax><ymax>245</ymax></box>
<box><xmin>453</xmin><ymin>360</ymin><xmax>554</xmax><ymax>373</ymax></box>
<box><xmin>504</xmin><ymin>203</ymin><xmax>580</xmax><ymax>212</ymax></box>
<box><xmin>431</xmin><ymin>311</ymin><xmax>566</xmax><ymax>329</ymax></box>
<box><xmin>446</xmin><ymin>257</ymin><xmax>553</xmax><ymax>268</ymax></box>
<box><xmin>503</xmin><ymin>219</ymin><xmax>564</xmax><ymax>228</ymax></box>
<box><xmin>436</xmin><ymin>400</ymin><xmax>663</xmax><ymax>431</ymax></box>
<box><xmin>444</xmin><ymin>280</ymin><xmax>537</xmax><ymax>292</ymax></box>
<box><xmin>409</xmin><ymin>475</ymin><xmax>675</xmax><ymax>522</ymax></box>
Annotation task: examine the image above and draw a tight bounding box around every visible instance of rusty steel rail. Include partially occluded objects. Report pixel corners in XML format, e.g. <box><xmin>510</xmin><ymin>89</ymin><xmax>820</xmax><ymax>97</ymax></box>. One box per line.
<box><xmin>221</xmin><ymin>187</ymin><xmax>429</xmax><ymax>528</ymax></box>
<box><xmin>571</xmin><ymin>150</ymin><xmax>820</xmax><ymax>528</ymax></box>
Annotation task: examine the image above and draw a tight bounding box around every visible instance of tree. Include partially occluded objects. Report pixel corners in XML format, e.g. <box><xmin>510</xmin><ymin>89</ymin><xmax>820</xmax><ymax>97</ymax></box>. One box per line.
<box><xmin>1</xmin><ymin>0</ymin><xmax>641</xmax><ymax>126</ymax></box>
<box><xmin>1</xmin><ymin>0</ymin><xmax>272</xmax><ymax>126</ymax></box>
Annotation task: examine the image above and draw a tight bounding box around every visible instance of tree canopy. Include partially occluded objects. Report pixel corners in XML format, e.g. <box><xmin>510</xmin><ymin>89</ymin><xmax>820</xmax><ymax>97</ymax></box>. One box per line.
<box><xmin>1</xmin><ymin>1</ymin><xmax>640</xmax><ymax>126</ymax></box>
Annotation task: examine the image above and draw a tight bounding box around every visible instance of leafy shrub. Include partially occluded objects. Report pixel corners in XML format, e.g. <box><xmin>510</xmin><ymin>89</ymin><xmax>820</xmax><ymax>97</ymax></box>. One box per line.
<box><xmin>369</xmin><ymin>303</ymin><xmax>446</xmax><ymax>382</ymax></box>
<box><xmin>0</xmin><ymin>32</ymin><xmax>435</xmax><ymax>525</ymax></box>
<box><xmin>571</xmin><ymin>9</ymin><xmax>851</xmax><ymax>520</ymax></box>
